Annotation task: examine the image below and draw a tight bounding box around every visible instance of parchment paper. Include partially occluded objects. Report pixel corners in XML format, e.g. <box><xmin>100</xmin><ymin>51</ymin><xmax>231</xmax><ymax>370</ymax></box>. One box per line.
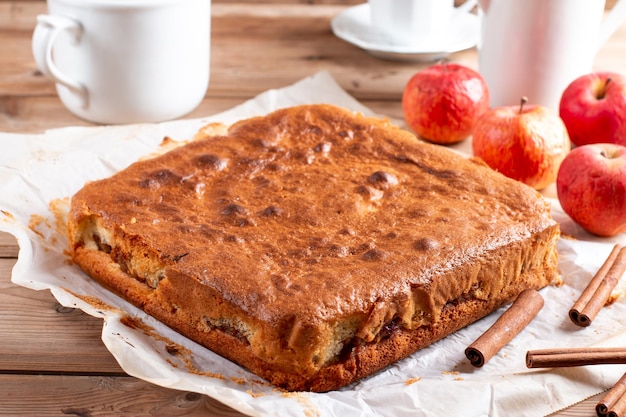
<box><xmin>2</xmin><ymin>71</ymin><xmax>626</xmax><ymax>417</ymax></box>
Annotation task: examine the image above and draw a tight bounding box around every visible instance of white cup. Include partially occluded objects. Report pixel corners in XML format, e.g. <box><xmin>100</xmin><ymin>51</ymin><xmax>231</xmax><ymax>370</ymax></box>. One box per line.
<box><xmin>478</xmin><ymin>0</ymin><xmax>626</xmax><ymax>112</ymax></box>
<box><xmin>32</xmin><ymin>0</ymin><xmax>211</xmax><ymax>125</ymax></box>
<box><xmin>368</xmin><ymin>0</ymin><xmax>477</xmax><ymax>46</ymax></box>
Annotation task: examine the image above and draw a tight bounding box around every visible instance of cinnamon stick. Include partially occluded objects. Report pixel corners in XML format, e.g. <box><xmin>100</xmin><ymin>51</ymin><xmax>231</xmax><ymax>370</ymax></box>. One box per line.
<box><xmin>526</xmin><ymin>347</ymin><xmax>626</xmax><ymax>368</ymax></box>
<box><xmin>569</xmin><ymin>244</ymin><xmax>626</xmax><ymax>327</ymax></box>
<box><xmin>465</xmin><ymin>289</ymin><xmax>544</xmax><ymax>367</ymax></box>
<box><xmin>597</xmin><ymin>372</ymin><xmax>626</xmax><ymax>417</ymax></box>
<box><xmin>607</xmin><ymin>393</ymin><xmax>626</xmax><ymax>417</ymax></box>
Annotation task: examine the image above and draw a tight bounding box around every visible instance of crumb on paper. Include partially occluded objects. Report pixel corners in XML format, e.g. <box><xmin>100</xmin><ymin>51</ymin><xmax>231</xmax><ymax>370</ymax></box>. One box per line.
<box><xmin>246</xmin><ymin>390</ymin><xmax>266</xmax><ymax>398</ymax></box>
<box><xmin>63</xmin><ymin>289</ymin><xmax>122</xmax><ymax>314</ymax></box>
<box><xmin>554</xmin><ymin>275</ymin><xmax>565</xmax><ymax>287</ymax></box>
<box><xmin>441</xmin><ymin>370</ymin><xmax>464</xmax><ymax>381</ymax></box>
<box><xmin>28</xmin><ymin>214</ymin><xmax>47</xmax><ymax>239</ymax></box>
<box><xmin>120</xmin><ymin>315</ymin><xmax>145</xmax><ymax>331</ymax></box>
<box><xmin>49</xmin><ymin>197</ymin><xmax>70</xmax><ymax>239</ymax></box>
<box><xmin>230</xmin><ymin>376</ymin><xmax>248</xmax><ymax>385</ymax></box>
<box><xmin>405</xmin><ymin>377</ymin><xmax>422</xmax><ymax>385</ymax></box>
<box><xmin>165</xmin><ymin>343</ymin><xmax>180</xmax><ymax>355</ymax></box>
<box><xmin>0</xmin><ymin>210</ymin><xmax>15</xmax><ymax>221</ymax></box>
<box><xmin>26</xmin><ymin>198</ymin><xmax>71</xmax><ymax>251</ymax></box>
<box><xmin>280</xmin><ymin>392</ymin><xmax>320</xmax><ymax>417</ymax></box>
<box><xmin>442</xmin><ymin>371</ymin><xmax>460</xmax><ymax>376</ymax></box>
<box><xmin>186</xmin><ymin>365</ymin><xmax>226</xmax><ymax>381</ymax></box>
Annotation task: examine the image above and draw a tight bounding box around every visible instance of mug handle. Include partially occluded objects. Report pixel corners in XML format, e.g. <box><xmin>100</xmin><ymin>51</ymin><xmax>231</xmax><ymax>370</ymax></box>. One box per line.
<box><xmin>598</xmin><ymin>0</ymin><xmax>626</xmax><ymax>48</ymax></box>
<box><xmin>455</xmin><ymin>0</ymin><xmax>478</xmax><ymax>15</ymax></box>
<box><xmin>32</xmin><ymin>14</ymin><xmax>88</xmax><ymax>104</ymax></box>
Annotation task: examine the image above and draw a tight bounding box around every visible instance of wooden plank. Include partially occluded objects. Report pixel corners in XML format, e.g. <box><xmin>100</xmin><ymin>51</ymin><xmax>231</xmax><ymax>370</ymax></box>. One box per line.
<box><xmin>0</xmin><ymin>232</ymin><xmax>17</xmax><ymax>258</ymax></box>
<box><xmin>0</xmin><ymin>94</ymin><xmax>248</xmax><ymax>133</ymax></box>
<box><xmin>0</xmin><ymin>258</ymin><xmax>124</xmax><ymax>374</ymax></box>
<box><xmin>0</xmin><ymin>374</ymin><xmax>246</xmax><ymax>417</ymax></box>
<box><xmin>0</xmin><ymin>2</ymin><xmax>40</xmax><ymax>31</ymax></box>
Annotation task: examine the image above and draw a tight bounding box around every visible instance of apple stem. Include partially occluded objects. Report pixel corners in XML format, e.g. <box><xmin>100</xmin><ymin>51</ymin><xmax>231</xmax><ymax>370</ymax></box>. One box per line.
<box><xmin>598</xmin><ymin>78</ymin><xmax>612</xmax><ymax>100</ymax></box>
<box><xmin>519</xmin><ymin>96</ymin><xmax>528</xmax><ymax>114</ymax></box>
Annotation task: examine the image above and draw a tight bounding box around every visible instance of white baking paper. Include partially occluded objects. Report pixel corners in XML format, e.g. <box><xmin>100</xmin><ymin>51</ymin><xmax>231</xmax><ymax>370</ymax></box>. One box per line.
<box><xmin>2</xmin><ymin>71</ymin><xmax>626</xmax><ymax>417</ymax></box>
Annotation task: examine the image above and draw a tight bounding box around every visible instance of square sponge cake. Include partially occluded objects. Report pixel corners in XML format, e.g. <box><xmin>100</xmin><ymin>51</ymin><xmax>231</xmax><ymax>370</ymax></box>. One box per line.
<box><xmin>68</xmin><ymin>104</ymin><xmax>560</xmax><ymax>392</ymax></box>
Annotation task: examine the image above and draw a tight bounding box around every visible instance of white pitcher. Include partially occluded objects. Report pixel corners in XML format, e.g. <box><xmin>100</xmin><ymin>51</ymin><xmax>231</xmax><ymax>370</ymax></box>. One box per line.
<box><xmin>478</xmin><ymin>0</ymin><xmax>626</xmax><ymax>112</ymax></box>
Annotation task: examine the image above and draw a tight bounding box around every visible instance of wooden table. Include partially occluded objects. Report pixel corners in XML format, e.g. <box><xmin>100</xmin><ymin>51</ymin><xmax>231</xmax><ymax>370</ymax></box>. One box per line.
<box><xmin>1</xmin><ymin>1</ymin><xmax>625</xmax><ymax>415</ymax></box>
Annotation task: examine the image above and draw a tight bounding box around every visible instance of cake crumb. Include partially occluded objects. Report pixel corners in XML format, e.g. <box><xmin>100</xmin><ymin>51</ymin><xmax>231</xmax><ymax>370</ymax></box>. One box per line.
<box><xmin>230</xmin><ymin>376</ymin><xmax>247</xmax><ymax>385</ymax></box>
<box><xmin>63</xmin><ymin>289</ymin><xmax>121</xmax><ymax>314</ymax></box>
<box><xmin>405</xmin><ymin>377</ymin><xmax>422</xmax><ymax>385</ymax></box>
<box><xmin>442</xmin><ymin>371</ymin><xmax>460</xmax><ymax>375</ymax></box>
<box><xmin>246</xmin><ymin>390</ymin><xmax>266</xmax><ymax>398</ymax></box>
<box><xmin>49</xmin><ymin>197</ymin><xmax>70</xmax><ymax>241</ymax></box>
<box><xmin>280</xmin><ymin>392</ymin><xmax>320</xmax><ymax>417</ymax></box>
<box><xmin>28</xmin><ymin>214</ymin><xmax>47</xmax><ymax>239</ymax></box>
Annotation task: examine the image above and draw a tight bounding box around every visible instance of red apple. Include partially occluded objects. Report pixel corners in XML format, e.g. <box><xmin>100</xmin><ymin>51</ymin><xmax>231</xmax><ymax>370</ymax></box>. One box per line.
<box><xmin>472</xmin><ymin>98</ymin><xmax>571</xmax><ymax>190</ymax></box>
<box><xmin>402</xmin><ymin>62</ymin><xmax>489</xmax><ymax>145</ymax></box>
<box><xmin>556</xmin><ymin>143</ymin><xmax>626</xmax><ymax>237</ymax></box>
<box><xmin>559</xmin><ymin>72</ymin><xmax>626</xmax><ymax>147</ymax></box>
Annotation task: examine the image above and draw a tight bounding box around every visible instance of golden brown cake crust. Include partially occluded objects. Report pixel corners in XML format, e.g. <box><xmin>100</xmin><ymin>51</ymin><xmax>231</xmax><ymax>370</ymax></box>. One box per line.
<box><xmin>68</xmin><ymin>104</ymin><xmax>559</xmax><ymax>391</ymax></box>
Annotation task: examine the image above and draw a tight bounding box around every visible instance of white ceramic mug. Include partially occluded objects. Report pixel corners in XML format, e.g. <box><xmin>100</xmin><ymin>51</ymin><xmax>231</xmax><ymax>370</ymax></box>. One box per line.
<box><xmin>32</xmin><ymin>0</ymin><xmax>211</xmax><ymax>125</ymax></box>
<box><xmin>478</xmin><ymin>0</ymin><xmax>626</xmax><ymax>111</ymax></box>
<box><xmin>368</xmin><ymin>0</ymin><xmax>477</xmax><ymax>45</ymax></box>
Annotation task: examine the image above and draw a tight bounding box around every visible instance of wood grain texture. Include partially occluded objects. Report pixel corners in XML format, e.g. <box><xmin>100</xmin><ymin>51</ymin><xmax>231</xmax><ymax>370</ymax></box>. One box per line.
<box><xmin>0</xmin><ymin>232</ymin><xmax>18</xmax><ymax>257</ymax></box>
<box><xmin>0</xmin><ymin>258</ymin><xmax>124</xmax><ymax>374</ymax></box>
<box><xmin>0</xmin><ymin>374</ymin><xmax>243</xmax><ymax>416</ymax></box>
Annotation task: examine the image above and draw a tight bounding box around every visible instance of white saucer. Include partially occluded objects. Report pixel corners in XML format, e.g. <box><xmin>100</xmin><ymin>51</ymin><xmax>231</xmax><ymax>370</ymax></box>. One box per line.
<box><xmin>330</xmin><ymin>4</ymin><xmax>480</xmax><ymax>62</ymax></box>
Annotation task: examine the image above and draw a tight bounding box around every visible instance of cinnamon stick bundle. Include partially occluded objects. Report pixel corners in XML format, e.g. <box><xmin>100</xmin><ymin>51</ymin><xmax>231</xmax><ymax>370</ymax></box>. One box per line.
<box><xmin>597</xmin><ymin>372</ymin><xmax>626</xmax><ymax>417</ymax></box>
<box><xmin>526</xmin><ymin>347</ymin><xmax>626</xmax><ymax>368</ymax></box>
<box><xmin>569</xmin><ymin>244</ymin><xmax>626</xmax><ymax>327</ymax></box>
<box><xmin>465</xmin><ymin>289</ymin><xmax>544</xmax><ymax>367</ymax></box>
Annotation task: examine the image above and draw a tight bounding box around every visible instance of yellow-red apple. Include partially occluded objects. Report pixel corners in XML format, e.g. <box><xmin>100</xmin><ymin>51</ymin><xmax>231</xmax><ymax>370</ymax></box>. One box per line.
<box><xmin>559</xmin><ymin>72</ymin><xmax>626</xmax><ymax>147</ymax></box>
<box><xmin>472</xmin><ymin>98</ymin><xmax>571</xmax><ymax>190</ymax></box>
<box><xmin>556</xmin><ymin>143</ymin><xmax>626</xmax><ymax>237</ymax></box>
<box><xmin>402</xmin><ymin>62</ymin><xmax>489</xmax><ymax>145</ymax></box>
